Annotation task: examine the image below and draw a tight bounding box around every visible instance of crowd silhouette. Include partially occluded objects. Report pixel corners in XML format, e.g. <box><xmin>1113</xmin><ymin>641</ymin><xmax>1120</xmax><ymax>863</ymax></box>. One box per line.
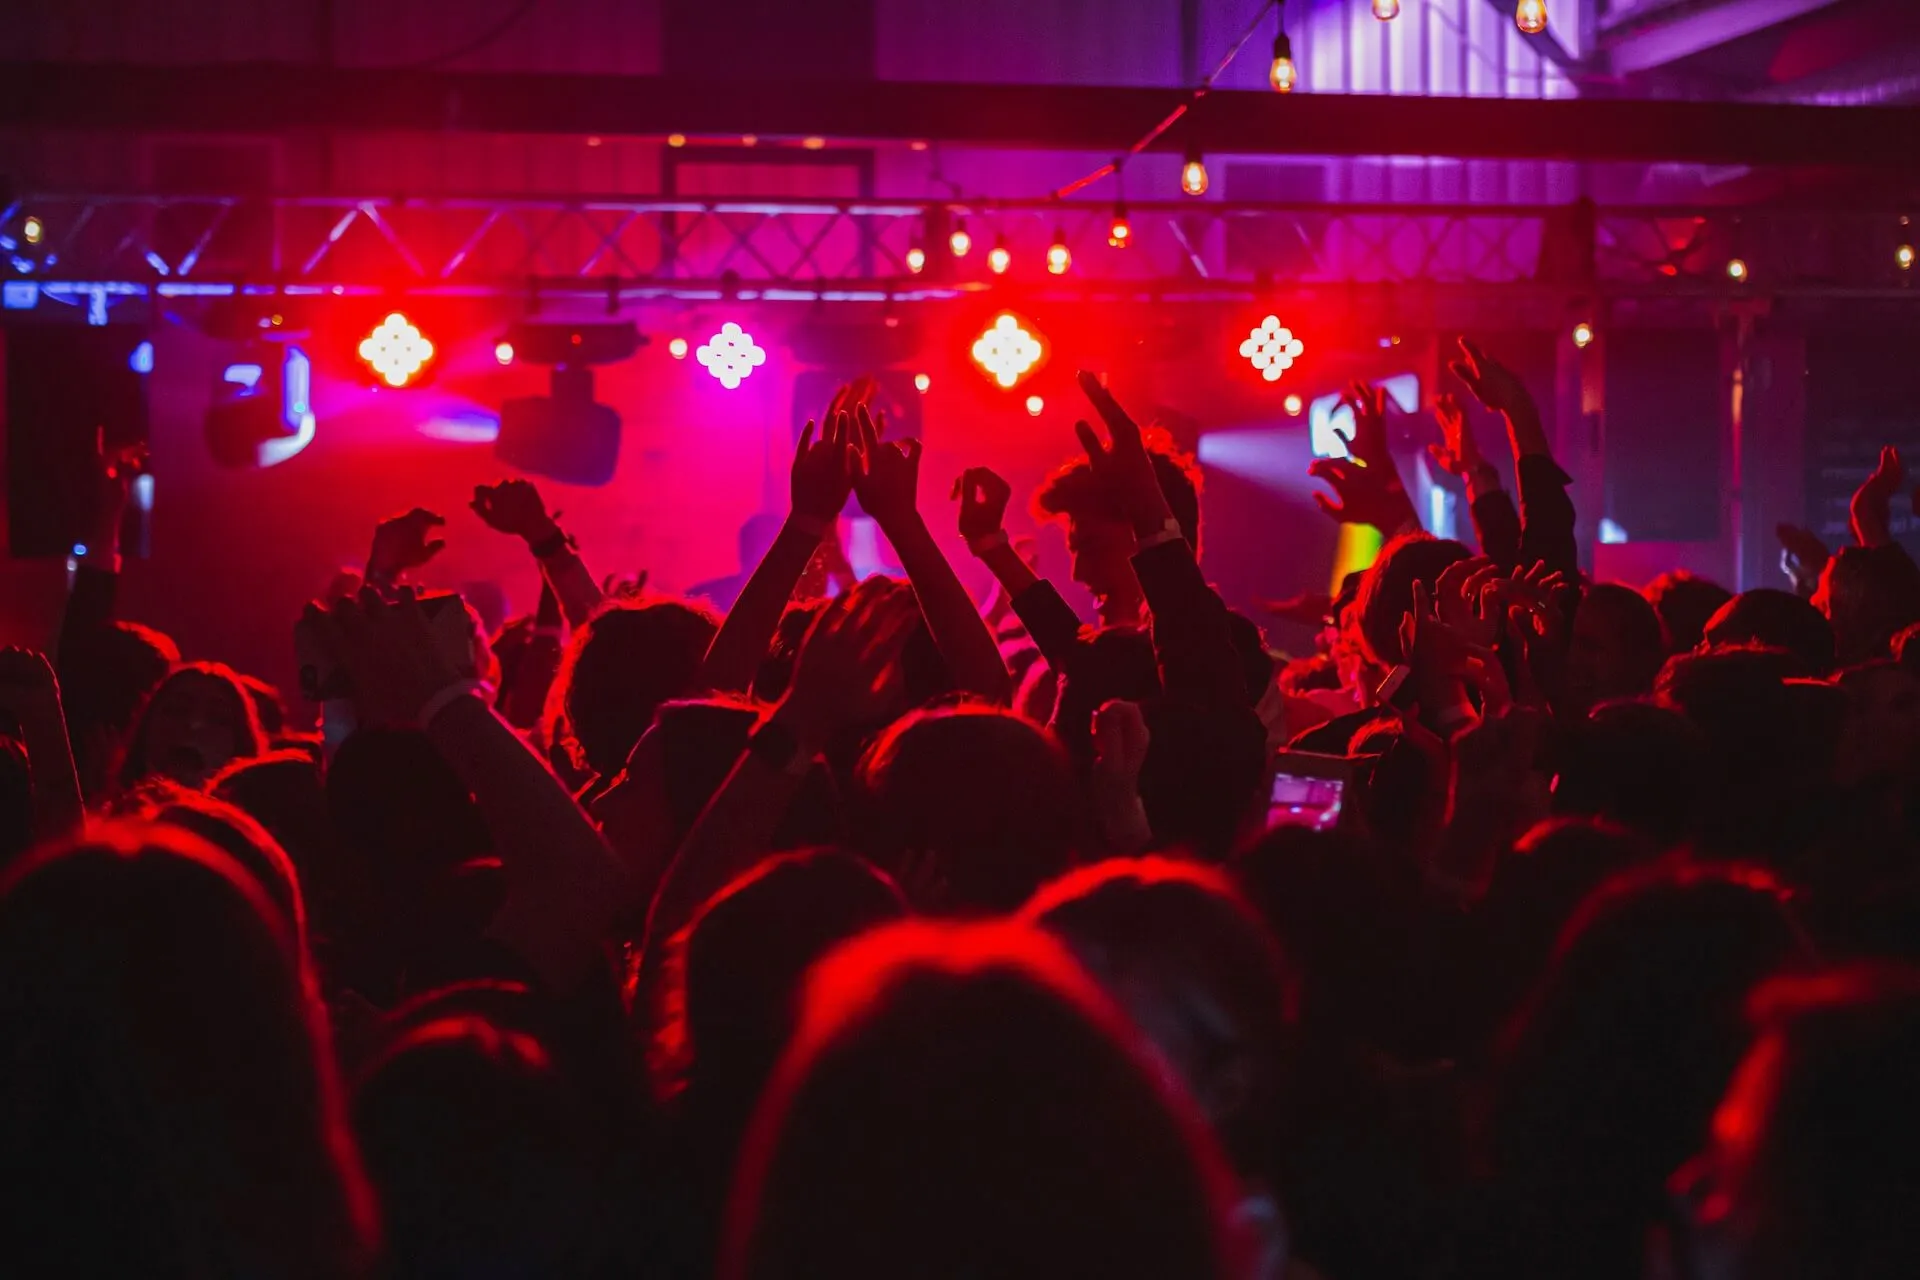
<box><xmin>2</xmin><ymin>338</ymin><xmax>1918</xmax><ymax>1279</ymax></box>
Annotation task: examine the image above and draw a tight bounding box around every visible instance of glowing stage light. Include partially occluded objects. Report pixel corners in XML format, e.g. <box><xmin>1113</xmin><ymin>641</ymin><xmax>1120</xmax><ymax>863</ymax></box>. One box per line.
<box><xmin>1372</xmin><ymin>0</ymin><xmax>1400</xmax><ymax>18</ymax></box>
<box><xmin>668</xmin><ymin>337</ymin><xmax>690</xmax><ymax>359</ymax></box>
<box><xmin>914</xmin><ymin>372</ymin><xmax>931</xmax><ymax>393</ymax></box>
<box><xmin>971</xmin><ymin>312</ymin><xmax>1046</xmax><ymax>389</ymax></box>
<box><xmin>358</xmin><ymin>312</ymin><xmax>434</xmax><ymax>387</ymax></box>
<box><xmin>1181</xmin><ymin>148</ymin><xmax>1209</xmax><ymax>197</ymax></box>
<box><xmin>1572</xmin><ymin>321</ymin><xmax>1594</xmax><ymax>348</ymax></box>
<box><xmin>1270</xmin><ymin>33</ymin><xmax>1297</xmax><ymax>93</ymax></box>
<box><xmin>1284</xmin><ymin>393</ymin><xmax>1303</xmax><ymax>416</ymax></box>
<box><xmin>1726</xmin><ymin>258</ymin><xmax>1749</xmax><ymax>283</ymax></box>
<box><xmin>1515</xmin><ymin>0</ymin><xmax>1547</xmax><ymax>34</ymax></box>
<box><xmin>1108</xmin><ymin>201</ymin><xmax>1131</xmax><ymax>249</ymax></box>
<box><xmin>696</xmin><ymin>322</ymin><xmax>766</xmax><ymax>390</ymax></box>
<box><xmin>802</xmin><ymin>136</ymin><xmax>826</xmax><ymax>150</ymax></box>
<box><xmin>1899</xmin><ymin>244</ymin><xmax>1915</xmax><ymax>271</ymax></box>
<box><xmin>1026</xmin><ymin>395</ymin><xmax>1044</xmax><ymax>416</ymax></box>
<box><xmin>741</xmin><ymin>134</ymin><xmax>758</xmax><ymax>147</ymax></box>
<box><xmin>1238</xmin><ymin>315</ymin><xmax>1305</xmax><ymax>383</ymax></box>
<box><xmin>130</xmin><ymin>341</ymin><xmax>154</xmax><ymax>374</ymax></box>
<box><xmin>949</xmin><ymin>219</ymin><xmax>972</xmax><ymax>258</ymax></box>
<box><xmin>22</xmin><ymin>216</ymin><xmax>44</xmax><ymax>245</ymax></box>
<box><xmin>906</xmin><ymin>245</ymin><xmax>927</xmax><ymax>274</ymax></box>
<box><xmin>494</xmin><ymin>341</ymin><xmax>515</xmax><ymax>365</ymax></box>
<box><xmin>988</xmin><ymin>238</ymin><xmax>1011</xmax><ymax>275</ymax></box>
<box><xmin>667</xmin><ymin>133</ymin><xmax>687</xmax><ymax>147</ymax></box>
<box><xmin>1047</xmin><ymin>229</ymin><xmax>1072</xmax><ymax>275</ymax></box>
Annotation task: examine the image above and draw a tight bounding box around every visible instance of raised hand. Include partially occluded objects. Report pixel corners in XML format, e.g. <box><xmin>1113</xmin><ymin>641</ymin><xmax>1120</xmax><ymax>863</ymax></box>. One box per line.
<box><xmin>470</xmin><ymin>479</ymin><xmax>560</xmax><ymax>544</ymax></box>
<box><xmin>1339</xmin><ymin>380</ymin><xmax>1396</xmax><ymax>471</ymax></box>
<box><xmin>951</xmin><ymin>466</ymin><xmax>1013</xmax><ymax>544</ymax></box>
<box><xmin>1075</xmin><ymin>370</ymin><xmax>1178</xmax><ymax>537</ymax></box>
<box><xmin>776</xmin><ymin>579</ymin><xmax>919</xmax><ymax>745</ymax></box>
<box><xmin>1433</xmin><ymin>556</ymin><xmax>1504</xmax><ymax>649</ymax></box>
<box><xmin>791</xmin><ymin>410</ymin><xmax>857</xmax><ymax>525</ymax></box>
<box><xmin>1428</xmin><ymin>392</ymin><xmax>1486</xmax><ymax>481</ymax></box>
<box><xmin>1448</xmin><ymin>336</ymin><xmax>1534</xmax><ymax>419</ymax></box>
<box><xmin>1776</xmin><ymin>523</ymin><xmax>1832</xmax><ymax>596</ymax></box>
<box><xmin>1851</xmin><ymin>445</ymin><xmax>1904</xmax><ymax>548</ymax></box>
<box><xmin>301</xmin><ymin>587</ymin><xmax>467</xmax><ymax>728</ymax></box>
<box><xmin>1310</xmin><ymin>380</ymin><xmax>1418</xmax><ymax>534</ymax></box>
<box><xmin>367</xmin><ymin>507</ymin><xmax>447</xmax><ymax>584</ymax></box>
<box><xmin>1092</xmin><ymin>698</ymin><xmax>1151</xmax><ymax>790</ymax></box>
<box><xmin>851</xmin><ymin>405</ymin><xmax>923</xmax><ymax>534</ymax></box>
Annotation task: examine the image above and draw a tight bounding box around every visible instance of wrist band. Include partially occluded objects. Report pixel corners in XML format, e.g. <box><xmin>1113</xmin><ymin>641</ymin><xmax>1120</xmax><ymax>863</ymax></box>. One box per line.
<box><xmin>1135</xmin><ymin>519</ymin><xmax>1185</xmax><ymax>551</ymax></box>
<box><xmin>418</xmin><ymin>680</ymin><xmax>489</xmax><ymax>728</ymax></box>
<box><xmin>528</xmin><ymin>528</ymin><xmax>574</xmax><ymax>560</ymax></box>
<box><xmin>787</xmin><ymin>513</ymin><xmax>831</xmax><ymax>540</ymax></box>
<box><xmin>966</xmin><ymin>529</ymin><xmax>1010</xmax><ymax>557</ymax></box>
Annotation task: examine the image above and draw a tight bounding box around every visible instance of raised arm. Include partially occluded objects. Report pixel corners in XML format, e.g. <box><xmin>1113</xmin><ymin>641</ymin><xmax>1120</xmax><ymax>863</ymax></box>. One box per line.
<box><xmin>0</xmin><ymin>649</ymin><xmax>84</xmax><ymax>843</ymax></box>
<box><xmin>1431</xmin><ymin>392</ymin><xmax>1522</xmax><ymax>569</ymax></box>
<box><xmin>854</xmin><ymin>406</ymin><xmax>1012</xmax><ymax>704</ymax></box>
<box><xmin>1450</xmin><ymin>337</ymin><xmax>1578</xmax><ymax>580</ymax></box>
<box><xmin>1309</xmin><ymin>380</ymin><xmax>1422</xmax><ymax>537</ymax></box>
<box><xmin>497</xmin><ymin>580</ymin><xmax>565</xmax><ymax>730</ymax></box>
<box><xmin>953</xmin><ymin>466</ymin><xmax>1082</xmax><ymax>675</ymax></box>
<box><xmin>701</xmin><ymin>409</ymin><xmax>857</xmax><ymax>692</ymax></box>
<box><xmin>471</xmin><ymin>479</ymin><xmax>606</xmax><ymax>629</ymax></box>
<box><xmin>309</xmin><ymin>589</ymin><xmax>625</xmax><ymax>993</ymax></box>
<box><xmin>641</xmin><ymin>579</ymin><xmax>915</xmax><ymax>977</ymax></box>
<box><xmin>363</xmin><ymin>507</ymin><xmax>447</xmax><ymax>590</ymax></box>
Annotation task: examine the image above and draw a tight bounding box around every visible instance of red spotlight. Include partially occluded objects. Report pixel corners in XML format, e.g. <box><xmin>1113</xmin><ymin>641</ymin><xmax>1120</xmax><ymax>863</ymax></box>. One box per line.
<box><xmin>1238</xmin><ymin>315</ymin><xmax>1304</xmax><ymax>382</ymax></box>
<box><xmin>494</xmin><ymin>341</ymin><xmax>515</xmax><ymax>365</ymax></box>
<box><xmin>359</xmin><ymin>312</ymin><xmax>434</xmax><ymax>387</ymax></box>
<box><xmin>1108</xmin><ymin>201</ymin><xmax>1131</xmax><ymax>249</ymax></box>
<box><xmin>971</xmin><ymin>312</ymin><xmax>1046</xmax><ymax>389</ymax></box>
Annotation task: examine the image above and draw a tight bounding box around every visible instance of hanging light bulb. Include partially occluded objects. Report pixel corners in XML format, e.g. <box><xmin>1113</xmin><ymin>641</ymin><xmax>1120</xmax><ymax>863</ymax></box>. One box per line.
<box><xmin>1108</xmin><ymin>200</ymin><xmax>1131</xmax><ymax>249</ymax></box>
<box><xmin>1180</xmin><ymin>146</ymin><xmax>1209</xmax><ymax>197</ymax></box>
<box><xmin>1572</xmin><ymin>321</ymin><xmax>1595</xmax><ymax>349</ymax></box>
<box><xmin>988</xmin><ymin>236</ymin><xmax>1012</xmax><ymax>275</ymax></box>
<box><xmin>1514</xmin><ymin>0</ymin><xmax>1547</xmax><ymax>34</ymax></box>
<box><xmin>906</xmin><ymin>244</ymin><xmax>927</xmax><ymax>274</ymax></box>
<box><xmin>1726</xmin><ymin>257</ymin><xmax>1749</xmax><ymax>283</ymax></box>
<box><xmin>1898</xmin><ymin>243</ymin><xmax>1916</xmax><ymax>272</ymax></box>
<box><xmin>1269</xmin><ymin>32</ymin><xmax>1297</xmax><ymax>93</ymax></box>
<box><xmin>949</xmin><ymin>217</ymin><xmax>972</xmax><ymax>258</ymax></box>
<box><xmin>1372</xmin><ymin>0</ymin><xmax>1400</xmax><ymax>19</ymax></box>
<box><xmin>1047</xmin><ymin>228</ymin><xmax>1072</xmax><ymax>275</ymax></box>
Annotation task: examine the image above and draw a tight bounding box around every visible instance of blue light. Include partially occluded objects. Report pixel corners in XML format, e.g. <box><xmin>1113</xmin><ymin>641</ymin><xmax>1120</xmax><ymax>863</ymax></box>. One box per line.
<box><xmin>129</xmin><ymin>341</ymin><xmax>153</xmax><ymax>374</ymax></box>
<box><xmin>143</xmin><ymin>251</ymin><xmax>170</xmax><ymax>276</ymax></box>
<box><xmin>1</xmin><ymin>281</ymin><xmax>36</xmax><ymax>309</ymax></box>
<box><xmin>283</xmin><ymin>348</ymin><xmax>311</xmax><ymax>424</ymax></box>
<box><xmin>71</xmin><ymin>543</ymin><xmax>88</xmax><ymax>557</ymax></box>
<box><xmin>223</xmin><ymin>362</ymin><xmax>264</xmax><ymax>389</ymax></box>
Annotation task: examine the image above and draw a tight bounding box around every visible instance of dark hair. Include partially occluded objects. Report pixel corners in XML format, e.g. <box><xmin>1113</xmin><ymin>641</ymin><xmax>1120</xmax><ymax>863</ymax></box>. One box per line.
<box><xmin>1034</xmin><ymin>430</ymin><xmax>1203</xmax><ymax>552</ymax></box>
<box><xmin>238</xmin><ymin>673</ymin><xmax>287</xmax><ymax>737</ymax></box>
<box><xmin>1703</xmin><ymin>588</ymin><xmax>1836</xmax><ymax>676</ymax></box>
<box><xmin>551</xmin><ymin>599</ymin><xmax>720</xmax><ymax>777</ymax></box>
<box><xmin>854</xmin><ymin>705</ymin><xmax>1079</xmax><ymax>913</ymax></box>
<box><xmin>212</xmin><ymin>749</ymin><xmax>338</xmax><ymax>888</ymax></box>
<box><xmin>1135</xmin><ymin>697</ymin><xmax>1270</xmax><ymax>862</ymax></box>
<box><xmin>1478</xmin><ymin>862</ymin><xmax>1811</xmax><ymax>1280</ymax></box>
<box><xmin>1817</xmin><ymin>543</ymin><xmax>1920</xmax><ymax>666</ymax></box>
<box><xmin>650</xmin><ymin>698</ymin><xmax>840</xmax><ymax>851</ymax></box>
<box><xmin>1024</xmin><ymin>857</ymin><xmax>1295</xmax><ymax>1186</ymax></box>
<box><xmin>1643</xmin><ymin>571</ymin><xmax>1732</xmax><ymax>654</ymax></box>
<box><xmin>1550</xmin><ymin>700</ymin><xmax>1711</xmax><ymax>847</ymax></box>
<box><xmin>0</xmin><ymin>823</ymin><xmax>375</xmax><ymax>1276</ymax></box>
<box><xmin>58</xmin><ymin>621</ymin><xmax>178</xmax><ymax>790</ymax></box>
<box><xmin>115</xmin><ymin>661</ymin><xmax>267</xmax><ymax>793</ymax></box>
<box><xmin>143</xmin><ymin>784</ymin><xmax>307</xmax><ymax>944</ymax></box>
<box><xmin>0</xmin><ymin>735</ymin><xmax>31</xmax><ymax>872</ymax></box>
<box><xmin>723</xmin><ymin>920</ymin><xmax>1243</xmax><ymax>1279</ymax></box>
<box><xmin>353</xmin><ymin>1014</ymin><xmax>612</xmax><ymax>1278</ymax></box>
<box><xmin>1352</xmin><ymin>534</ymin><xmax>1474</xmax><ymax>666</ymax></box>
<box><xmin>1569</xmin><ymin>583</ymin><xmax>1669</xmax><ymax>708</ymax></box>
<box><xmin>1050</xmin><ymin>625</ymin><xmax>1163</xmax><ymax>765</ymax></box>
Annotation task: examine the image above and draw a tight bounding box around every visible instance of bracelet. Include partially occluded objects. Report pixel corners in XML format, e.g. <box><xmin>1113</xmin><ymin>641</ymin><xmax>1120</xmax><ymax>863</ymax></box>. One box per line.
<box><xmin>1135</xmin><ymin>519</ymin><xmax>1185</xmax><ymax>551</ymax></box>
<box><xmin>418</xmin><ymin>680</ymin><xmax>489</xmax><ymax>728</ymax></box>
<box><xmin>966</xmin><ymin>529</ymin><xmax>1010</xmax><ymax>557</ymax></box>
<box><xmin>527</xmin><ymin>528</ymin><xmax>575</xmax><ymax>560</ymax></box>
<box><xmin>787</xmin><ymin>513</ymin><xmax>831</xmax><ymax>540</ymax></box>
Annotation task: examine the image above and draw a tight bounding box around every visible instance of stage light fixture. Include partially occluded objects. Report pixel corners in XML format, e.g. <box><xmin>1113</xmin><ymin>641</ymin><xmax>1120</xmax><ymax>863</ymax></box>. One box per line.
<box><xmin>914</xmin><ymin>372</ymin><xmax>931</xmax><ymax>393</ymax></box>
<box><xmin>1726</xmin><ymin>257</ymin><xmax>1749</xmax><ymax>283</ymax></box>
<box><xmin>802</xmin><ymin>136</ymin><xmax>826</xmax><ymax>150</ymax></box>
<box><xmin>207</xmin><ymin>345</ymin><xmax>314</xmax><ymax>469</ymax></box>
<box><xmin>1181</xmin><ymin>148</ymin><xmax>1209</xmax><ymax>197</ymax></box>
<box><xmin>988</xmin><ymin>237</ymin><xmax>1012</xmax><ymax>275</ymax></box>
<box><xmin>669</xmin><ymin>337</ymin><xmax>690</xmax><ymax>358</ymax></box>
<box><xmin>667</xmin><ymin>133</ymin><xmax>687</xmax><ymax>147</ymax></box>
<box><xmin>494</xmin><ymin>341</ymin><xmax>515</xmax><ymax>365</ymax></box>
<box><xmin>1284</xmin><ymin>393</ymin><xmax>1303</xmax><ymax>417</ymax></box>
<box><xmin>1572</xmin><ymin>321</ymin><xmax>1594</xmax><ymax>348</ymax></box>
<box><xmin>1515</xmin><ymin>0</ymin><xmax>1547</xmax><ymax>34</ymax></box>
<box><xmin>1238</xmin><ymin>315</ymin><xmax>1304</xmax><ymax>382</ymax></box>
<box><xmin>1899</xmin><ymin>244</ymin><xmax>1915</xmax><ymax>271</ymax></box>
<box><xmin>696</xmin><ymin>322</ymin><xmax>767</xmax><ymax>390</ymax></box>
<box><xmin>22</xmin><ymin>215</ymin><xmax>44</xmax><ymax>246</ymax></box>
<box><xmin>741</xmin><ymin>134</ymin><xmax>758</xmax><ymax>147</ymax></box>
<box><xmin>358</xmin><ymin>312</ymin><xmax>434</xmax><ymax>388</ymax></box>
<box><xmin>971</xmin><ymin>312</ymin><xmax>1046</xmax><ymax>389</ymax></box>
<box><xmin>1373</xmin><ymin>0</ymin><xmax>1400</xmax><ymax>18</ymax></box>
<box><xmin>1047</xmin><ymin>229</ymin><xmax>1072</xmax><ymax>275</ymax></box>
<box><xmin>1270</xmin><ymin>33</ymin><xmax>1297</xmax><ymax>92</ymax></box>
<box><xmin>1108</xmin><ymin>201</ymin><xmax>1131</xmax><ymax>249</ymax></box>
<box><xmin>949</xmin><ymin>219</ymin><xmax>972</xmax><ymax>258</ymax></box>
<box><xmin>906</xmin><ymin>245</ymin><xmax>927</xmax><ymax>274</ymax></box>
<box><xmin>1026</xmin><ymin>395</ymin><xmax>1044</xmax><ymax>416</ymax></box>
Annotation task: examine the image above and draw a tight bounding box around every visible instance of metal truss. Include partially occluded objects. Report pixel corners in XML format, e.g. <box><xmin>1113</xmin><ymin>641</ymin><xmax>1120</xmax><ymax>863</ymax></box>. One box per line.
<box><xmin>3</xmin><ymin>193</ymin><xmax>1916</xmax><ymax>304</ymax></box>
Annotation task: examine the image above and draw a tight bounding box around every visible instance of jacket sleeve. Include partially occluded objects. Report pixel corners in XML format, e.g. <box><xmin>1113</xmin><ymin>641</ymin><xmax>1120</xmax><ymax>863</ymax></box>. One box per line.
<box><xmin>1132</xmin><ymin>539</ymin><xmax>1245</xmax><ymax>709</ymax></box>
